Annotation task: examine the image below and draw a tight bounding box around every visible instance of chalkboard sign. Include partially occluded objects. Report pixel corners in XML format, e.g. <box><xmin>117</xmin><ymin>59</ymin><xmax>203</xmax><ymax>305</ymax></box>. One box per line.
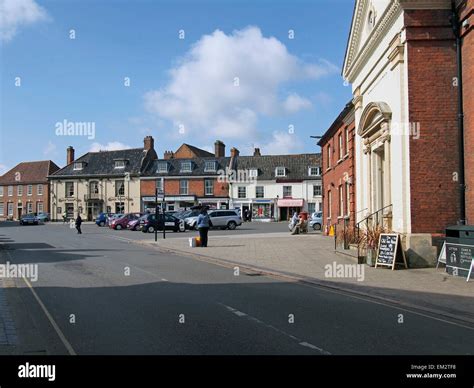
<box><xmin>445</xmin><ymin>243</ymin><xmax>474</xmax><ymax>280</ymax></box>
<box><xmin>375</xmin><ymin>233</ymin><xmax>408</xmax><ymax>270</ymax></box>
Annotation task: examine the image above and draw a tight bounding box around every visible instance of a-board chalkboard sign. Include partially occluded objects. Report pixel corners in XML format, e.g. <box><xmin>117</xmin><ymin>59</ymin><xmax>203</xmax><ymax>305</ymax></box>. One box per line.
<box><xmin>375</xmin><ymin>233</ymin><xmax>408</xmax><ymax>270</ymax></box>
<box><xmin>445</xmin><ymin>243</ymin><xmax>474</xmax><ymax>281</ymax></box>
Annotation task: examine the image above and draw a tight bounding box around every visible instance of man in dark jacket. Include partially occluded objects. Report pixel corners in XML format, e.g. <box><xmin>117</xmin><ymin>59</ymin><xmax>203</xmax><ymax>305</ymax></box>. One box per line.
<box><xmin>75</xmin><ymin>214</ymin><xmax>83</xmax><ymax>234</ymax></box>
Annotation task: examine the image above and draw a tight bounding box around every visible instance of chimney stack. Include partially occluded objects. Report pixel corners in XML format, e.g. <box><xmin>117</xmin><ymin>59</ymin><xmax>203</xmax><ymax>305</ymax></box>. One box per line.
<box><xmin>67</xmin><ymin>146</ymin><xmax>75</xmax><ymax>165</ymax></box>
<box><xmin>164</xmin><ymin>151</ymin><xmax>174</xmax><ymax>160</ymax></box>
<box><xmin>144</xmin><ymin>136</ymin><xmax>154</xmax><ymax>151</ymax></box>
<box><xmin>230</xmin><ymin>147</ymin><xmax>240</xmax><ymax>158</ymax></box>
<box><xmin>253</xmin><ymin>147</ymin><xmax>261</xmax><ymax>156</ymax></box>
<box><xmin>214</xmin><ymin>140</ymin><xmax>226</xmax><ymax>158</ymax></box>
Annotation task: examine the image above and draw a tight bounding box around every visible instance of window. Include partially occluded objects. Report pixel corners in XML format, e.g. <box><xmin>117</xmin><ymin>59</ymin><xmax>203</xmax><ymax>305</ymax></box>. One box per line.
<box><xmin>37</xmin><ymin>184</ymin><xmax>43</xmax><ymax>196</ymax></box>
<box><xmin>17</xmin><ymin>185</ymin><xmax>23</xmax><ymax>196</ymax></box>
<box><xmin>37</xmin><ymin>202</ymin><xmax>44</xmax><ymax>214</ymax></box>
<box><xmin>65</xmin><ymin>182</ymin><xmax>74</xmax><ymax>197</ymax></box>
<box><xmin>308</xmin><ymin>167</ymin><xmax>321</xmax><ymax>176</ymax></box>
<box><xmin>180</xmin><ymin>180</ymin><xmax>188</xmax><ymax>195</ymax></box>
<box><xmin>339</xmin><ymin>133</ymin><xmax>343</xmax><ymax>160</ymax></box>
<box><xmin>339</xmin><ymin>185</ymin><xmax>343</xmax><ymax>217</ymax></box>
<box><xmin>73</xmin><ymin>162</ymin><xmax>83</xmax><ymax>170</ymax></box>
<box><xmin>204</xmin><ymin>179</ymin><xmax>213</xmax><ymax>196</ymax></box>
<box><xmin>327</xmin><ymin>190</ymin><xmax>332</xmax><ymax>218</ymax></box>
<box><xmin>327</xmin><ymin>145</ymin><xmax>331</xmax><ymax>168</ymax></box>
<box><xmin>156</xmin><ymin>179</ymin><xmax>163</xmax><ymax>193</ymax></box>
<box><xmin>255</xmin><ymin>186</ymin><xmax>264</xmax><ymax>198</ymax></box>
<box><xmin>204</xmin><ymin>161</ymin><xmax>217</xmax><ymax>172</ymax></box>
<box><xmin>114</xmin><ymin>160</ymin><xmax>125</xmax><ymax>169</ymax></box>
<box><xmin>115</xmin><ymin>202</ymin><xmax>125</xmax><ymax>213</ymax></box>
<box><xmin>283</xmin><ymin>186</ymin><xmax>292</xmax><ymax>198</ymax></box>
<box><xmin>346</xmin><ymin>182</ymin><xmax>350</xmax><ymax>216</ymax></box>
<box><xmin>8</xmin><ymin>186</ymin><xmax>13</xmax><ymax>196</ymax></box>
<box><xmin>345</xmin><ymin>127</ymin><xmax>350</xmax><ymax>156</ymax></box>
<box><xmin>249</xmin><ymin>169</ymin><xmax>258</xmax><ymax>178</ymax></box>
<box><xmin>313</xmin><ymin>184</ymin><xmax>322</xmax><ymax>196</ymax></box>
<box><xmin>0</xmin><ymin>186</ymin><xmax>3</xmax><ymax>196</ymax></box>
<box><xmin>8</xmin><ymin>203</ymin><xmax>14</xmax><ymax>216</ymax></box>
<box><xmin>275</xmin><ymin>167</ymin><xmax>286</xmax><ymax>177</ymax></box>
<box><xmin>157</xmin><ymin>162</ymin><xmax>168</xmax><ymax>173</ymax></box>
<box><xmin>90</xmin><ymin>181</ymin><xmax>99</xmax><ymax>195</ymax></box>
<box><xmin>27</xmin><ymin>185</ymin><xmax>33</xmax><ymax>196</ymax></box>
<box><xmin>115</xmin><ymin>180</ymin><xmax>125</xmax><ymax>196</ymax></box>
<box><xmin>238</xmin><ymin>186</ymin><xmax>246</xmax><ymax>199</ymax></box>
<box><xmin>308</xmin><ymin>203</ymin><xmax>315</xmax><ymax>214</ymax></box>
<box><xmin>0</xmin><ymin>203</ymin><xmax>3</xmax><ymax>215</ymax></box>
<box><xmin>27</xmin><ymin>202</ymin><xmax>33</xmax><ymax>214</ymax></box>
<box><xmin>180</xmin><ymin>161</ymin><xmax>192</xmax><ymax>173</ymax></box>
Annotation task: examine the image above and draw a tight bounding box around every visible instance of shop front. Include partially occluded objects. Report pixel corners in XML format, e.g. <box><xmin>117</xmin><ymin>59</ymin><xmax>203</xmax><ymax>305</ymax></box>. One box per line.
<box><xmin>197</xmin><ymin>197</ymin><xmax>229</xmax><ymax>210</ymax></box>
<box><xmin>277</xmin><ymin>198</ymin><xmax>304</xmax><ymax>221</ymax></box>
<box><xmin>251</xmin><ymin>199</ymin><xmax>274</xmax><ymax>221</ymax></box>
<box><xmin>141</xmin><ymin>195</ymin><xmax>197</xmax><ymax>212</ymax></box>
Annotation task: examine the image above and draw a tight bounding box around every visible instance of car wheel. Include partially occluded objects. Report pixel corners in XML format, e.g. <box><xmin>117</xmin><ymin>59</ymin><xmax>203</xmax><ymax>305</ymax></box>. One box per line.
<box><xmin>227</xmin><ymin>221</ymin><xmax>237</xmax><ymax>230</ymax></box>
<box><xmin>313</xmin><ymin>223</ymin><xmax>321</xmax><ymax>231</ymax></box>
<box><xmin>116</xmin><ymin>225</ymin><xmax>122</xmax><ymax>230</ymax></box>
<box><xmin>99</xmin><ymin>221</ymin><xmax>105</xmax><ymax>227</ymax></box>
<box><xmin>148</xmin><ymin>226</ymin><xmax>155</xmax><ymax>233</ymax></box>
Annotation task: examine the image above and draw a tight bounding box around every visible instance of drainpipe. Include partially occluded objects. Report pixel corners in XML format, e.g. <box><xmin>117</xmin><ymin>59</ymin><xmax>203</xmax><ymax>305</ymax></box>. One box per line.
<box><xmin>451</xmin><ymin>1</ymin><xmax>466</xmax><ymax>225</ymax></box>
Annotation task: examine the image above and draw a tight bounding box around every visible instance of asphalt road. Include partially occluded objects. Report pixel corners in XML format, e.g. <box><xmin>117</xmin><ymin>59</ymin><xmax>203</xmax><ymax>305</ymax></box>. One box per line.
<box><xmin>0</xmin><ymin>222</ymin><xmax>473</xmax><ymax>355</ymax></box>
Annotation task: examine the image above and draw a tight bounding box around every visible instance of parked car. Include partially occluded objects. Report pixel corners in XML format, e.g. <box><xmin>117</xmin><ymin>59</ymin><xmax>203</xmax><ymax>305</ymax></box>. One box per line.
<box><xmin>309</xmin><ymin>211</ymin><xmax>323</xmax><ymax>231</ymax></box>
<box><xmin>110</xmin><ymin>213</ymin><xmax>142</xmax><ymax>230</ymax></box>
<box><xmin>141</xmin><ymin>213</ymin><xmax>185</xmax><ymax>233</ymax></box>
<box><xmin>183</xmin><ymin>209</ymin><xmax>202</xmax><ymax>230</ymax></box>
<box><xmin>208</xmin><ymin>209</ymin><xmax>242</xmax><ymax>230</ymax></box>
<box><xmin>95</xmin><ymin>212</ymin><xmax>110</xmax><ymax>227</ymax></box>
<box><xmin>127</xmin><ymin>214</ymin><xmax>147</xmax><ymax>231</ymax></box>
<box><xmin>35</xmin><ymin>212</ymin><xmax>50</xmax><ymax>222</ymax></box>
<box><xmin>106</xmin><ymin>213</ymin><xmax>124</xmax><ymax>226</ymax></box>
<box><xmin>20</xmin><ymin>214</ymin><xmax>40</xmax><ymax>225</ymax></box>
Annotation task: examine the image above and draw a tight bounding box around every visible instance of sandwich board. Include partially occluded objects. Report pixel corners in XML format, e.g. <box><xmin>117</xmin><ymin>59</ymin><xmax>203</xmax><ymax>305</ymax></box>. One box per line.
<box><xmin>375</xmin><ymin>233</ymin><xmax>408</xmax><ymax>270</ymax></box>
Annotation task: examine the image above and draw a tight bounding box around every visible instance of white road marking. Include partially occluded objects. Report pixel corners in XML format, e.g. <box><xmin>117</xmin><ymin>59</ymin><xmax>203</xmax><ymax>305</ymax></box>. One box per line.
<box><xmin>218</xmin><ymin>303</ymin><xmax>331</xmax><ymax>354</ymax></box>
<box><xmin>161</xmin><ymin>278</ymin><xmax>168</xmax><ymax>282</ymax></box>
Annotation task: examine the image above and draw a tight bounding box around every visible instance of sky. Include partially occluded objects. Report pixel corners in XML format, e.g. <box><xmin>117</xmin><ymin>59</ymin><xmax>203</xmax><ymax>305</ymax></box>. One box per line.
<box><xmin>0</xmin><ymin>0</ymin><xmax>354</xmax><ymax>173</ymax></box>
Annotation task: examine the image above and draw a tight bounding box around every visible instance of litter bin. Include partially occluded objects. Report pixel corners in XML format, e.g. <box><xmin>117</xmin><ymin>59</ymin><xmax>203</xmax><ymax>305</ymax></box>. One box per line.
<box><xmin>444</xmin><ymin>225</ymin><xmax>474</xmax><ymax>279</ymax></box>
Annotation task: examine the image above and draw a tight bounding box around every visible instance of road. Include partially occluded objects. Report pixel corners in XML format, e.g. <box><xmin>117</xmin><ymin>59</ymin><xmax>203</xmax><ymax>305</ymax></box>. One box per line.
<box><xmin>0</xmin><ymin>222</ymin><xmax>473</xmax><ymax>355</ymax></box>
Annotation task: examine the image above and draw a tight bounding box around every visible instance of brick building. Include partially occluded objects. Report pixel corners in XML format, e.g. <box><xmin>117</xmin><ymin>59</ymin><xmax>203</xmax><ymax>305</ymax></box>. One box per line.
<box><xmin>318</xmin><ymin>101</ymin><xmax>356</xmax><ymax>234</ymax></box>
<box><xmin>342</xmin><ymin>0</ymin><xmax>472</xmax><ymax>266</ymax></box>
<box><xmin>140</xmin><ymin>141</ymin><xmax>231</xmax><ymax>211</ymax></box>
<box><xmin>0</xmin><ymin>161</ymin><xmax>60</xmax><ymax>220</ymax></box>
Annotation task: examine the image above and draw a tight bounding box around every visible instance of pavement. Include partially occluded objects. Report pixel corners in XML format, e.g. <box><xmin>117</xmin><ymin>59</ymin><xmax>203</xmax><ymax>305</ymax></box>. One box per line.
<box><xmin>0</xmin><ymin>221</ymin><xmax>473</xmax><ymax>355</ymax></box>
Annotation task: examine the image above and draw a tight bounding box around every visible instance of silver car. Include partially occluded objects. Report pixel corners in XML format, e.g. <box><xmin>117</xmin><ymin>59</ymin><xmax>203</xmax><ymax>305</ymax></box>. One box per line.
<box><xmin>208</xmin><ymin>209</ymin><xmax>242</xmax><ymax>230</ymax></box>
<box><xmin>309</xmin><ymin>211</ymin><xmax>323</xmax><ymax>231</ymax></box>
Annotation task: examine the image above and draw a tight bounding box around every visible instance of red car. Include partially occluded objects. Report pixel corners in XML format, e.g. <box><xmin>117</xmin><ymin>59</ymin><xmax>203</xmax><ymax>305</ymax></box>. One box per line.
<box><xmin>110</xmin><ymin>213</ymin><xmax>142</xmax><ymax>230</ymax></box>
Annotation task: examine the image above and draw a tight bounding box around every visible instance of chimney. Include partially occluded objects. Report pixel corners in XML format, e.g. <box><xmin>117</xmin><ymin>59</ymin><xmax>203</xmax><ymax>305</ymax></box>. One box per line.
<box><xmin>144</xmin><ymin>136</ymin><xmax>154</xmax><ymax>151</ymax></box>
<box><xmin>164</xmin><ymin>150</ymin><xmax>174</xmax><ymax>160</ymax></box>
<box><xmin>253</xmin><ymin>147</ymin><xmax>261</xmax><ymax>156</ymax></box>
<box><xmin>67</xmin><ymin>146</ymin><xmax>75</xmax><ymax>165</ymax></box>
<box><xmin>214</xmin><ymin>140</ymin><xmax>226</xmax><ymax>158</ymax></box>
<box><xmin>230</xmin><ymin>147</ymin><xmax>240</xmax><ymax>158</ymax></box>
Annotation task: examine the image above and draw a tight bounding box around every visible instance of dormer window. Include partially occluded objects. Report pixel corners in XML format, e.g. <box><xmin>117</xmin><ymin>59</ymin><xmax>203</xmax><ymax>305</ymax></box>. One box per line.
<box><xmin>114</xmin><ymin>160</ymin><xmax>126</xmax><ymax>169</ymax></box>
<box><xmin>249</xmin><ymin>169</ymin><xmax>258</xmax><ymax>178</ymax></box>
<box><xmin>180</xmin><ymin>161</ymin><xmax>192</xmax><ymax>173</ymax></box>
<box><xmin>308</xmin><ymin>167</ymin><xmax>321</xmax><ymax>176</ymax></box>
<box><xmin>275</xmin><ymin>167</ymin><xmax>286</xmax><ymax>177</ymax></box>
<box><xmin>204</xmin><ymin>160</ymin><xmax>217</xmax><ymax>172</ymax></box>
<box><xmin>157</xmin><ymin>162</ymin><xmax>169</xmax><ymax>173</ymax></box>
<box><xmin>73</xmin><ymin>162</ymin><xmax>84</xmax><ymax>171</ymax></box>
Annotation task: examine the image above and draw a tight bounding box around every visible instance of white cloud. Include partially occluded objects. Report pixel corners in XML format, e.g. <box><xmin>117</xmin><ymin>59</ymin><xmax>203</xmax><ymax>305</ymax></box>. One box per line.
<box><xmin>282</xmin><ymin>93</ymin><xmax>312</xmax><ymax>113</ymax></box>
<box><xmin>144</xmin><ymin>26</ymin><xmax>337</xmax><ymax>140</ymax></box>
<box><xmin>0</xmin><ymin>0</ymin><xmax>49</xmax><ymax>42</ymax></box>
<box><xmin>43</xmin><ymin>140</ymin><xmax>56</xmax><ymax>155</ymax></box>
<box><xmin>89</xmin><ymin>142</ymin><xmax>131</xmax><ymax>152</ymax></box>
<box><xmin>260</xmin><ymin>131</ymin><xmax>304</xmax><ymax>155</ymax></box>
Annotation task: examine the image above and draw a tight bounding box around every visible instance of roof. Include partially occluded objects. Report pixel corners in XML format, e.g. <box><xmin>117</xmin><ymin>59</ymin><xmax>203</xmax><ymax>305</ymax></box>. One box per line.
<box><xmin>174</xmin><ymin>143</ymin><xmax>215</xmax><ymax>158</ymax></box>
<box><xmin>50</xmin><ymin>148</ymin><xmax>147</xmax><ymax>178</ymax></box>
<box><xmin>0</xmin><ymin>161</ymin><xmax>60</xmax><ymax>184</ymax></box>
<box><xmin>145</xmin><ymin>157</ymin><xmax>231</xmax><ymax>177</ymax></box>
<box><xmin>234</xmin><ymin>154</ymin><xmax>321</xmax><ymax>181</ymax></box>
<box><xmin>318</xmin><ymin>101</ymin><xmax>355</xmax><ymax>146</ymax></box>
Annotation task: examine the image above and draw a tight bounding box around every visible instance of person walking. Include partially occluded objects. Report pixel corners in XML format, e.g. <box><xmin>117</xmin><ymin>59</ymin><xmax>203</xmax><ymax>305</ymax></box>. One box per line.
<box><xmin>196</xmin><ymin>207</ymin><xmax>210</xmax><ymax>247</ymax></box>
<box><xmin>75</xmin><ymin>214</ymin><xmax>83</xmax><ymax>234</ymax></box>
<box><xmin>62</xmin><ymin>211</ymin><xmax>68</xmax><ymax>224</ymax></box>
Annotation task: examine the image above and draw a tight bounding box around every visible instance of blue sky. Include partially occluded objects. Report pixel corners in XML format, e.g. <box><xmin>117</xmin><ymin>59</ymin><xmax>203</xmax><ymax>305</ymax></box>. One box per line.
<box><xmin>0</xmin><ymin>0</ymin><xmax>354</xmax><ymax>172</ymax></box>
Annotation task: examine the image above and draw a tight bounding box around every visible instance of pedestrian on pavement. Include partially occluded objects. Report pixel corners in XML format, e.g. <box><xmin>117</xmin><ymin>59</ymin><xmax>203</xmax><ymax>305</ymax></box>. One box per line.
<box><xmin>75</xmin><ymin>214</ymin><xmax>83</xmax><ymax>234</ymax></box>
<box><xmin>247</xmin><ymin>209</ymin><xmax>252</xmax><ymax>222</ymax></box>
<box><xmin>62</xmin><ymin>211</ymin><xmax>68</xmax><ymax>224</ymax></box>
<box><xmin>197</xmin><ymin>207</ymin><xmax>210</xmax><ymax>247</ymax></box>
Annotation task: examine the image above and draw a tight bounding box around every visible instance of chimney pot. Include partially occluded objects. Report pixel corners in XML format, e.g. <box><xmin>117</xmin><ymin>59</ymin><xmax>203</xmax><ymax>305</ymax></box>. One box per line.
<box><xmin>253</xmin><ymin>147</ymin><xmax>261</xmax><ymax>156</ymax></box>
<box><xmin>214</xmin><ymin>140</ymin><xmax>226</xmax><ymax>158</ymax></box>
<box><xmin>230</xmin><ymin>147</ymin><xmax>240</xmax><ymax>158</ymax></box>
<box><xmin>67</xmin><ymin>146</ymin><xmax>75</xmax><ymax>165</ymax></box>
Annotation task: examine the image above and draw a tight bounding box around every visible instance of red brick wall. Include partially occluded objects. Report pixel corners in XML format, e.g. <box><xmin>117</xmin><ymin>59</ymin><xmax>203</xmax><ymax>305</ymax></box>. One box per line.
<box><xmin>0</xmin><ymin>183</ymin><xmax>51</xmax><ymax>220</ymax></box>
<box><xmin>460</xmin><ymin>0</ymin><xmax>474</xmax><ymax>223</ymax></box>
<box><xmin>320</xmin><ymin>120</ymin><xmax>356</xmax><ymax>235</ymax></box>
<box><xmin>405</xmin><ymin>9</ymin><xmax>460</xmax><ymax>233</ymax></box>
<box><xmin>141</xmin><ymin>178</ymin><xmax>228</xmax><ymax>197</ymax></box>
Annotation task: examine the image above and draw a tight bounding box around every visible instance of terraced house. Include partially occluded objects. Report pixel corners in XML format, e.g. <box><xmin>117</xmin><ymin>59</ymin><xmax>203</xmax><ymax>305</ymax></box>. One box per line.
<box><xmin>0</xmin><ymin>161</ymin><xmax>60</xmax><ymax>220</ymax></box>
<box><xmin>48</xmin><ymin>136</ymin><xmax>157</xmax><ymax>221</ymax></box>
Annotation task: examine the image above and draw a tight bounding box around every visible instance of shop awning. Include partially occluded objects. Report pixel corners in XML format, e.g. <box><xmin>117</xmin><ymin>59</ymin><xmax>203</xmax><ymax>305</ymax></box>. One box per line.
<box><xmin>277</xmin><ymin>198</ymin><xmax>304</xmax><ymax>207</ymax></box>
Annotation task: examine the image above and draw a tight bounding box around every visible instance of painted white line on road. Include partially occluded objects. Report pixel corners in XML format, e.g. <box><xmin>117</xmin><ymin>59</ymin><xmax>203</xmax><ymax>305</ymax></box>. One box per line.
<box><xmin>22</xmin><ymin>276</ymin><xmax>76</xmax><ymax>356</ymax></box>
<box><xmin>105</xmin><ymin>235</ymin><xmax>134</xmax><ymax>243</ymax></box>
<box><xmin>161</xmin><ymin>278</ymin><xmax>168</xmax><ymax>282</ymax></box>
<box><xmin>218</xmin><ymin>303</ymin><xmax>331</xmax><ymax>355</ymax></box>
